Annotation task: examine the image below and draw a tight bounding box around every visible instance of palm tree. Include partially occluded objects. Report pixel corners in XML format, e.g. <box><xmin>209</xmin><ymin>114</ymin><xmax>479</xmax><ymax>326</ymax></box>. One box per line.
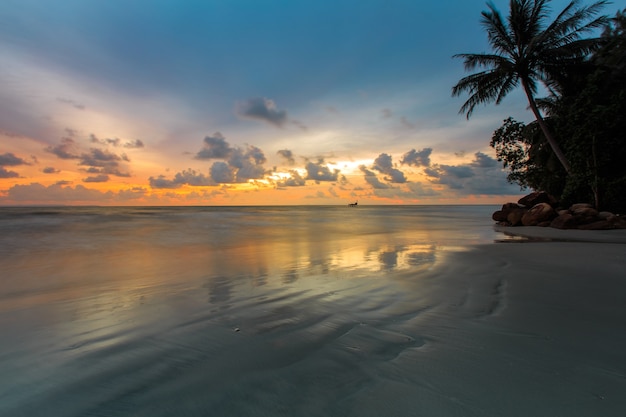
<box><xmin>452</xmin><ymin>0</ymin><xmax>609</xmax><ymax>175</ymax></box>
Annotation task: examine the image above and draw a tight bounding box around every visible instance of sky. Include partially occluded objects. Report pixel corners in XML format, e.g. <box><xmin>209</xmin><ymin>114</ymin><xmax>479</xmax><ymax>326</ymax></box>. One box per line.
<box><xmin>1</xmin><ymin>0</ymin><xmax>620</xmax><ymax>206</ymax></box>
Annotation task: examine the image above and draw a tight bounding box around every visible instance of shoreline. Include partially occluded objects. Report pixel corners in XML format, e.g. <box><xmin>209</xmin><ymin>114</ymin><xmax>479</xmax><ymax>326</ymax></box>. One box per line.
<box><xmin>494</xmin><ymin>224</ymin><xmax>626</xmax><ymax>244</ymax></box>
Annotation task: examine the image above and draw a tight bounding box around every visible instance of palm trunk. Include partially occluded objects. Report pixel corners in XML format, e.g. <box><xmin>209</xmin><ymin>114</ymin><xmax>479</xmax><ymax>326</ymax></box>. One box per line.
<box><xmin>521</xmin><ymin>79</ymin><xmax>571</xmax><ymax>174</ymax></box>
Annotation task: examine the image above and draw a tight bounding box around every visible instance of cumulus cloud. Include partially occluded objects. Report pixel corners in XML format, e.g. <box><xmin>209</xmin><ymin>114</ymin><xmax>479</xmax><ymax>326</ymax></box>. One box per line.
<box><xmin>425</xmin><ymin>152</ymin><xmax>517</xmax><ymax>195</ymax></box>
<box><xmin>401</xmin><ymin>148</ymin><xmax>432</xmax><ymax>167</ymax></box>
<box><xmin>305</xmin><ymin>159</ymin><xmax>340</xmax><ymax>182</ymax></box>
<box><xmin>277</xmin><ymin>170</ymin><xmax>306</xmax><ymax>187</ymax></box>
<box><xmin>372</xmin><ymin>153</ymin><xmax>407</xmax><ymax>183</ymax></box>
<box><xmin>471</xmin><ymin>151</ymin><xmax>498</xmax><ymax>168</ymax></box>
<box><xmin>360</xmin><ymin>165</ymin><xmax>389</xmax><ymax>189</ymax></box>
<box><xmin>196</xmin><ymin>132</ymin><xmax>231</xmax><ymax>159</ymax></box>
<box><xmin>2</xmin><ymin>182</ymin><xmax>113</xmax><ymax>203</ymax></box>
<box><xmin>43</xmin><ymin>167</ymin><xmax>60</xmax><ymax>174</ymax></box>
<box><xmin>277</xmin><ymin>149</ymin><xmax>295</xmax><ymax>165</ymax></box>
<box><xmin>236</xmin><ymin>97</ymin><xmax>288</xmax><ymax>127</ymax></box>
<box><xmin>149</xmin><ymin>169</ymin><xmax>212</xmax><ymax>189</ymax></box>
<box><xmin>209</xmin><ymin>162</ymin><xmax>235</xmax><ymax>184</ymax></box>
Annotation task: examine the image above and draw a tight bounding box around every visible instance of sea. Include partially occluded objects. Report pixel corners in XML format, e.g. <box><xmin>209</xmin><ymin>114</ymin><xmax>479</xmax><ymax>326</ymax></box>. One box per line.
<box><xmin>0</xmin><ymin>205</ymin><xmax>511</xmax><ymax>416</ymax></box>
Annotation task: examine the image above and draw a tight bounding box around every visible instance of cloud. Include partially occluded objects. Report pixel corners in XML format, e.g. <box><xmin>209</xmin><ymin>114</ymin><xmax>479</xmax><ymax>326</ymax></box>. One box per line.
<box><xmin>149</xmin><ymin>169</ymin><xmax>212</xmax><ymax>189</ymax></box>
<box><xmin>277</xmin><ymin>149</ymin><xmax>295</xmax><ymax>165</ymax></box>
<box><xmin>79</xmin><ymin>148</ymin><xmax>131</xmax><ymax>177</ymax></box>
<box><xmin>0</xmin><ymin>152</ymin><xmax>29</xmax><ymax>166</ymax></box>
<box><xmin>305</xmin><ymin>159</ymin><xmax>340</xmax><ymax>182</ymax></box>
<box><xmin>209</xmin><ymin>162</ymin><xmax>235</xmax><ymax>184</ymax></box>
<box><xmin>0</xmin><ymin>167</ymin><xmax>19</xmax><ymax>178</ymax></box>
<box><xmin>236</xmin><ymin>97</ymin><xmax>288</xmax><ymax>127</ymax></box>
<box><xmin>401</xmin><ymin>148</ymin><xmax>432</xmax><ymax>167</ymax></box>
<box><xmin>46</xmin><ymin>138</ymin><xmax>81</xmax><ymax>159</ymax></box>
<box><xmin>360</xmin><ymin>165</ymin><xmax>389</xmax><ymax>189</ymax></box>
<box><xmin>277</xmin><ymin>170</ymin><xmax>306</xmax><ymax>187</ymax></box>
<box><xmin>2</xmin><ymin>182</ymin><xmax>113</xmax><ymax>203</ymax></box>
<box><xmin>124</xmin><ymin>139</ymin><xmax>144</xmax><ymax>149</ymax></box>
<box><xmin>425</xmin><ymin>152</ymin><xmax>518</xmax><ymax>195</ymax></box>
<box><xmin>372</xmin><ymin>153</ymin><xmax>407</xmax><ymax>183</ymax></box>
<box><xmin>89</xmin><ymin>134</ymin><xmax>145</xmax><ymax>149</ymax></box>
<box><xmin>43</xmin><ymin>167</ymin><xmax>60</xmax><ymax>174</ymax></box>
<box><xmin>471</xmin><ymin>151</ymin><xmax>498</xmax><ymax>168</ymax></box>
<box><xmin>196</xmin><ymin>132</ymin><xmax>232</xmax><ymax>159</ymax></box>
<box><xmin>0</xmin><ymin>152</ymin><xmax>29</xmax><ymax>178</ymax></box>
<box><xmin>83</xmin><ymin>174</ymin><xmax>110</xmax><ymax>183</ymax></box>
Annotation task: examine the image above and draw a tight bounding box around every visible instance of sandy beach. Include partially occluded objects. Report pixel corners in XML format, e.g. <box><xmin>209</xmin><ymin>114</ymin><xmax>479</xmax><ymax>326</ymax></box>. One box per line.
<box><xmin>1</xmin><ymin>207</ymin><xmax>625</xmax><ymax>416</ymax></box>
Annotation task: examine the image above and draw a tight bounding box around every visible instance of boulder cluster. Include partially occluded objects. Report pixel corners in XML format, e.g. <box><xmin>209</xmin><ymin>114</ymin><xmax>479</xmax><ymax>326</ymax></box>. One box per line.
<box><xmin>492</xmin><ymin>191</ymin><xmax>626</xmax><ymax>230</ymax></box>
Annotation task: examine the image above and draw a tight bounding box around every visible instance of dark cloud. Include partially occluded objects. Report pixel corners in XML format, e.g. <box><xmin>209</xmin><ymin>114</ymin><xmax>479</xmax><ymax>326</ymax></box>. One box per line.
<box><xmin>372</xmin><ymin>153</ymin><xmax>407</xmax><ymax>183</ymax></box>
<box><xmin>401</xmin><ymin>148</ymin><xmax>432</xmax><ymax>167</ymax></box>
<box><xmin>236</xmin><ymin>97</ymin><xmax>288</xmax><ymax>127</ymax></box>
<box><xmin>0</xmin><ymin>167</ymin><xmax>19</xmax><ymax>178</ymax></box>
<box><xmin>277</xmin><ymin>149</ymin><xmax>295</xmax><ymax>165</ymax></box>
<box><xmin>471</xmin><ymin>151</ymin><xmax>498</xmax><ymax>168</ymax></box>
<box><xmin>83</xmin><ymin>174</ymin><xmax>110</xmax><ymax>183</ymax></box>
<box><xmin>149</xmin><ymin>169</ymin><xmax>212</xmax><ymax>189</ymax></box>
<box><xmin>46</xmin><ymin>138</ymin><xmax>80</xmax><ymax>159</ymax></box>
<box><xmin>210</xmin><ymin>162</ymin><xmax>235</xmax><ymax>184</ymax></box>
<box><xmin>305</xmin><ymin>159</ymin><xmax>339</xmax><ymax>182</ymax></box>
<box><xmin>196</xmin><ymin>132</ymin><xmax>231</xmax><ymax>159</ymax></box>
<box><xmin>0</xmin><ymin>152</ymin><xmax>29</xmax><ymax>166</ymax></box>
<box><xmin>425</xmin><ymin>152</ymin><xmax>517</xmax><ymax>195</ymax></box>
<box><xmin>195</xmin><ymin>133</ymin><xmax>268</xmax><ymax>184</ymax></box>
<box><xmin>43</xmin><ymin>167</ymin><xmax>60</xmax><ymax>174</ymax></box>
<box><xmin>277</xmin><ymin>170</ymin><xmax>305</xmax><ymax>187</ymax></box>
<box><xmin>360</xmin><ymin>165</ymin><xmax>389</xmax><ymax>189</ymax></box>
<box><xmin>228</xmin><ymin>147</ymin><xmax>267</xmax><ymax>182</ymax></box>
<box><xmin>79</xmin><ymin>148</ymin><xmax>131</xmax><ymax>177</ymax></box>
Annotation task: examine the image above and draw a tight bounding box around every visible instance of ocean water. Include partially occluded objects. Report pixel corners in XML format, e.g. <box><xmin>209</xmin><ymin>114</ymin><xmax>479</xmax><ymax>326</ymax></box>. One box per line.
<box><xmin>0</xmin><ymin>205</ymin><xmax>506</xmax><ymax>416</ymax></box>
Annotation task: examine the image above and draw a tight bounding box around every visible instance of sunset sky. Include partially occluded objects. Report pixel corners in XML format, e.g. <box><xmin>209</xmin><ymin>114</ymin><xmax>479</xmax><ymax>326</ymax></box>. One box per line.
<box><xmin>1</xmin><ymin>0</ymin><xmax>618</xmax><ymax>206</ymax></box>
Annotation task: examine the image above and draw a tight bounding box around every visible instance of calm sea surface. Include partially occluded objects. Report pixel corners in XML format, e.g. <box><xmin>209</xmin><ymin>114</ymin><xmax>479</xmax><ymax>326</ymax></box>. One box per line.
<box><xmin>0</xmin><ymin>205</ymin><xmax>507</xmax><ymax>416</ymax></box>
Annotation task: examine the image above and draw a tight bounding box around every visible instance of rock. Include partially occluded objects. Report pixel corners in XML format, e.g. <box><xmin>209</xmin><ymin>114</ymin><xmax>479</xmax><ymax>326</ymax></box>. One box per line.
<box><xmin>608</xmin><ymin>215</ymin><xmax>626</xmax><ymax>229</ymax></box>
<box><xmin>571</xmin><ymin>206</ymin><xmax>599</xmax><ymax>217</ymax></box>
<box><xmin>518</xmin><ymin>191</ymin><xmax>558</xmax><ymax>208</ymax></box>
<box><xmin>492</xmin><ymin>210</ymin><xmax>508</xmax><ymax>222</ymax></box>
<box><xmin>570</xmin><ymin>203</ymin><xmax>593</xmax><ymax>211</ymax></box>
<box><xmin>521</xmin><ymin>203</ymin><xmax>557</xmax><ymax>226</ymax></box>
<box><xmin>493</xmin><ymin>203</ymin><xmax>525</xmax><ymax>223</ymax></box>
<box><xmin>598</xmin><ymin>211</ymin><xmax>614</xmax><ymax>220</ymax></box>
<box><xmin>506</xmin><ymin>208</ymin><xmax>526</xmax><ymax>226</ymax></box>
<box><xmin>550</xmin><ymin>213</ymin><xmax>577</xmax><ymax>229</ymax></box>
<box><xmin>502</xmin><ymin>202</ymin><xmax>523</xmax><ymax>211</ymax></box>
<box><xmin>537</xmin><ymin>221</ymin><xmax>552</xmax><ymax>227</ymax></box>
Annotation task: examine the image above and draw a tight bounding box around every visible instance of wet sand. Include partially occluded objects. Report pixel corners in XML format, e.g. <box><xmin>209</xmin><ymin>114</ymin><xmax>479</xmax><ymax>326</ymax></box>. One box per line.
<box><xmin>2</xmin><ymin>209</ymin><xmax>626</xmax><ymax>416</ymax></box>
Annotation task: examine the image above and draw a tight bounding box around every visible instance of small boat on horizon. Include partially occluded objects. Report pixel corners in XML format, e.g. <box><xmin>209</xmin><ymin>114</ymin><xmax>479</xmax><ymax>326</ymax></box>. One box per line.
<box><xmin>348</xmin><ymin>201</ymin><xmax>358</xmax><ymax>207</ymax></box>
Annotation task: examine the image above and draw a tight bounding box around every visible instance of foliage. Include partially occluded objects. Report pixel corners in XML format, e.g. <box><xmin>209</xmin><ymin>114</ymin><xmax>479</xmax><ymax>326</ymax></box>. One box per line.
<box><xmin>489</xmin><ymin>9</ymin><xmax>626</xmax><ymax>212</ymax></box>
<box><xmin>490</xmin><ymin>117</ymin><xmax>566</xmax><ymax>197</ymax></box>
<box><xmin>452</xmin><ymin>0</ymin><xmax>610</xmax><ymax>174</ymax></box>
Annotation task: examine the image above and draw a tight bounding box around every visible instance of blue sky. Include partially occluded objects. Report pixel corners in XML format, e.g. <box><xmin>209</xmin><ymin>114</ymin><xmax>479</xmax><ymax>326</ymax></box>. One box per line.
<box><xmin>0</xmin><ymin>0</ymin><xmax>619</xmax><ymax>205</ymax></box>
